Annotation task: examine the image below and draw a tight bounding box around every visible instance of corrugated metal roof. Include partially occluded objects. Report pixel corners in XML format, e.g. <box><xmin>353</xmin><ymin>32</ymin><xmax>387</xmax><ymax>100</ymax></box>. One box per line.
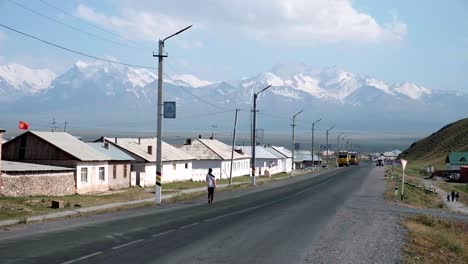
<box><xmin>179</xmin><ymin>139</ymin><xmax>250</xmax><ymax>160</ymax></box>
<box><xmin>87</xmin><ymin>143</ymin><xmax>135</xmax><ymax>161</ymax></box>
<box><xmin>1</xmin><ymin>160</ymin><xmax>74</xmax><ymax>172</ymax></box>
<box><xmin>294</xmin><ymin>150</ymin><xmax>321</xmax><ymax>162</ymax></box>
<box><xmin>30</xmin><ymin>131</ymin><xmax>111</xmax><ymax>161</ymax></box>
<box><xmin>104</xmin><ymin>137</ymin><xmax>193</xmax><ymax>162</ymax></box>
<box><xmin>270</xmin><ymin>146</ymin><xmax>293</xmax><ymax>158</ymax></box>
<box><xmin>239</xmin><ymin>146</ymin><xmax>280</xmax><ymax>159</ymax></box>
<box><xmin>447</xmin><ymin>152</ymin><xmax>468</xmax><ymax>165</ymax></box>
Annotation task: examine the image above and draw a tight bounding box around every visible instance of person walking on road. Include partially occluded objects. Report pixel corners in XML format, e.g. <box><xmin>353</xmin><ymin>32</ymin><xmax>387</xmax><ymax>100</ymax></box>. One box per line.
<box><xmin>455</xmin><ymin>192</ymin><xmax>459</xmax><ymax>202</ymax></box>
<box><xmin>206</xmin><ymin>168</ymin><xmax>216</xmax><ymax>204</ymax></box>
<box><xmin>451</xmin><ymin>190</ymin><xmax>456</xmax><ymax>202</ymax></box>
<box><xmin>447</xmin><ymin>193</ymin><xmax>451</xmax><ymax>202</ymax></box>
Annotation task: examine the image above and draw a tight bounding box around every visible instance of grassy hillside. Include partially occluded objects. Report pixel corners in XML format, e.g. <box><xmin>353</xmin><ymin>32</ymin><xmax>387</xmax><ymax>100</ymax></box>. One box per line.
<box><xmin>399</xmin><ymin>118</ymin><xmax>468</xmax><ymax>168</ymax></box>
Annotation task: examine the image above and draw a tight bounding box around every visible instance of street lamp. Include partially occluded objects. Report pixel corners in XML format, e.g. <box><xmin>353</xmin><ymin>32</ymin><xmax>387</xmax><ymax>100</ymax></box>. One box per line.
<box><xmin>252</xmin><ymin>84</ymin><xmax>272</xmax><ymax>185</ymax></box>
<box><xmin>153</xmin><ymin>25</ymin><xmax>192</xmax><ymax>203</ymax></box>
<box><xmin>311</xmin><ymin>118</ymin><xmax>321</xmax><ymax>169</ymax></box>
<box><xmin>291</xmin><ymin>110</ymin><xmax>304</xmax><ymax>172</ymax></box>
<box><xmin>325</xmin><ymin>125</ymin><xmax>335</xmax><ymax>163</ymax></box>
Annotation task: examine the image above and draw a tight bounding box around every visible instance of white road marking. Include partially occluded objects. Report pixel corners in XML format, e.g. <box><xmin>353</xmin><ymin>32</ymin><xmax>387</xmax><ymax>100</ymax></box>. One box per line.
<box><xmin>204</xmin><ymin>177</ymin><xmax>334</xmax><ymax>222</ymax></box>
<box><xmin>61</xmin><ymin>251</ymin><xmax>102</xmax><ymax>264</ymax></box>
<box><xmin>152</xmin><ymin>229</ymin><xmax>175</xmax><ymax>238</ymax></box>
<box><xmin>112</xmin><ymin>239</ymin><xmax>144</xmax><ymax>250</ymax></box>
<box><xmin>179</xmin><ymin>222</ymin><xmax>199</xmax><ymax>229</ymax></box>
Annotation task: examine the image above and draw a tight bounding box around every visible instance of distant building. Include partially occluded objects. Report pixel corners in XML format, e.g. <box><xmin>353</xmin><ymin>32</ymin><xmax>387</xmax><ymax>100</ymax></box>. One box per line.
<box><xmin>2</xmin><ymin>131</ymin><xmax>112</xmax><ymax>194</ymax></box>
<box><xmin>179</xmin><ymin>138</ymin><xmax>250</xmax><ymax>181</ymax></box>
<box><xmin>270</xmin><ymin>146</ymin><xmax>293</xmax><ymax>173</ymax></box>
<box><xmin>101</xmin><ymin>137</ymin><xmax>193</xmax><ymax>186</ymax></box>
<box><xmin>446</xmin><ymin>152</ymin><xmax>468</xmax><ymax>171</ymax></box>
<box><xmin>87</xmin><ymin>142</ymin><xmax>134</xmax><ymax>189</ymax></box>
<box><xmin>293</xmin><ymin>150</ymin><xmax>322</xmax><ymax>169</ymax></box>
<box><xmin>238</xmin><ymin>146</ymin><xmax>287</xmax><ymax>176</ymax></box>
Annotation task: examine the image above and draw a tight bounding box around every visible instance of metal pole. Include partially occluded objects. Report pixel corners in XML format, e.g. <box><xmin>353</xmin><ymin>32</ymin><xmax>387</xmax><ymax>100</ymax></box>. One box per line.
<box><xmin>325</xmin><ymin>125</ymin><xmax>334</xmax><ymax>164</ymax></box>
<box><xmin>229</xmin><ymin>109</ymin><xmax>239</xmax><ymax>185</ymax></box>
<box><xmin>252</xmin><ymin>93</ymin><xmax>257</xmax><ymax>185</ymax></box>
<box><xmin>401</xmin><ymin>167</ymin><xmax>405</xmax><ymax>200</ymax></box>
<box><xmin>292</xmin><ymin>117</ymin><xmax>296</xmax><ymax>171</ymax></box>
<box><xmin>311</xmin><ymin>118</ymin><xmax>321</xmax><ymax>169</ymax></box>
<box><xmin>153</xmin><ymin>25</ymin><xmax>191</xmax><ymax>204</ymax></box>
<box><xmin>251</xmin><ymin>85</ymin><xmax>271</xmax><ymax>185</ymax></box>
<box><xmin>291</xmin><ymin>110</ymin><xmax>304</xmax><ymax>172</ymax></box>
<box><xmin>155</xmin><ymin>39</ymin><xmax>164</xmax><ymax>203</ymax></box>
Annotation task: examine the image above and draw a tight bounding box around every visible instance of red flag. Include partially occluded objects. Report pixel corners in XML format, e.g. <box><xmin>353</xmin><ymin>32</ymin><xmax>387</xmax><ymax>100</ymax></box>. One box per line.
<box><xmin>18</xmin><ymin>121</ymin><xmax>29</xmax><ymax>130</ymax></box>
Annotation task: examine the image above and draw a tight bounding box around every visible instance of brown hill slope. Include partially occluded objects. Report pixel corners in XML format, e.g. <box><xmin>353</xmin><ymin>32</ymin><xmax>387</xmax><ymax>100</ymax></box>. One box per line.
<box><xmin>399</xmin><ymin>117</ymin><xmax>468</xmax><ymax>167</ymax></box>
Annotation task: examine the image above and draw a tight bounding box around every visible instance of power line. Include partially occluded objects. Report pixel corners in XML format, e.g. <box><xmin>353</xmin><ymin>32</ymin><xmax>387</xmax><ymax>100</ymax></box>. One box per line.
<box><xmin>0</xmin><ymin>23</ymin><xmax>157</xmax><ymax>69</ymax></box>
<box><xmin>162</xmin><ymin>72</ymin><xmax>234</xmax><ymax>111</ymax></box>
<box><xmin>7</xmin><ymin>0</ymin><xmax>137</xmax><ymax>49</ymax></box>
<box><xmin>38</xmin><ymin>0</ymin><xmax>151</xmax><ymax>50</ymax></box>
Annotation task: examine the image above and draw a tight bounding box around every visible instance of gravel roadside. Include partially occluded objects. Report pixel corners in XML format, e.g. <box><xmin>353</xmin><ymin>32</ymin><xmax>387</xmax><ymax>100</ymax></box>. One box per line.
<box><xmin>304</xmin><ymin>166</ymin><xmax>406</xmax><ymax>264</ymax></box>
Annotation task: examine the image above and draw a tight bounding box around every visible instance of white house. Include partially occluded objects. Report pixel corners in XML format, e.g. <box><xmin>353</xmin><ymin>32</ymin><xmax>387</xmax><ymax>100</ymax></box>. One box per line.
<box><xmin>239</xmin><ymin>146</ymin><xmax>285</xmax><ymax>176</ymax></box>
<box><xmin>2</xmin><ymin>131</ymin><xmax>112</xmax><ymax>194</ymax></box>
<box><xmin>270</xmin><ymin>146</ymin><xmax>293</xmax><ymax>173</ymax></box>
<box><xmin>178</xmin><ymin>138</ymin><xmax>250</xmax><ymax>181</ymax></box>
<box><xmin>103</xmin><ymin>137</ymin><xmax>194</xmax><ymax>186</ymax></box>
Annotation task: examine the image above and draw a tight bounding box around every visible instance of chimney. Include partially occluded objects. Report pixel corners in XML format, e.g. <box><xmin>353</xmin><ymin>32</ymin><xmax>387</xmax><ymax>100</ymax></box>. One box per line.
<box><xmin>114</xmin><ymin>137</ymin><xmax>118</xmax><ymax>144</ymax></box>
<box><xmin>104</xmin><ymin>142</ymin><xmax>109</xmax><ymax>149</ymax></box>
<box><xmin>147</xmin><ymin>145</ymin><xmax>153</xmax><ymax>155</ymax></box>
<box><xmin>209</xmin><ymin>136</ymin><xmax>213</xmax><ymax>140</ymax></box>
<box><xmin>138</xmin><ymin>137</ymin><xmax>141</xmax><ymax>145</ymax></box>
<box><xmin>185</xmin><ymin>138</ymin><xmax>192</xmax><ymax>145</ymax></box>
<box><xmin>0</xmin><ymin>129</ymin><xmax>5</xmax><ymax>173</ymax></box>
<box><xmin>198</xmin><ymin>135</ymin><xmax>202</xmax><ymax>139</ymax></box>
<box><xmin>235</xmin><ymin>148</ymin><xmax>244</xmax><ymax>155</ymax></box>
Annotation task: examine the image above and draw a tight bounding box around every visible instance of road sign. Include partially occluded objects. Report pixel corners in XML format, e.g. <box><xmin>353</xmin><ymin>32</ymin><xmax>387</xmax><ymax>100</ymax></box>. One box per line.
<box><xmin>164</xmin><ymin>102</ymin><xmax>176</xmax><ymax>118</ymax></box>
<box><xmin>400</xmin><ymin>159</ymin><xmax>408</xmax><ymax>170</ymax></box>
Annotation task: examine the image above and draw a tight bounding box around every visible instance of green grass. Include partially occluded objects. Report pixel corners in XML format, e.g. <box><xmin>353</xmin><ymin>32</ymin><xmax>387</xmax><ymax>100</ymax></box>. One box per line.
<box><xmin>399</xmin><ymin>118</ymin><xmax>468</xmax><ymax>168</ymax></box>
<box><xmin>403</xmin><ymin>215</ymin><xmax>468</xmax><ymax>264</ymax></box>
<box><xmin>0</xmin><ymin>188</ymin><xmax>154</xmax><ymax>221</ymax></box>
<box><xmin>384</xmin><ymin>177</ymin><xmax>443</xmax><ymax>209</ymax></box>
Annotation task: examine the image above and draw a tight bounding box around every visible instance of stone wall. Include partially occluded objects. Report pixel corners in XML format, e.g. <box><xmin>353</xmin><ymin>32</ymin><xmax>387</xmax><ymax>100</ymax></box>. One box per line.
<box><xmin>0</xmin><ymin>172</ymin><xmax>76</xmax><ymax>197</ymax></box>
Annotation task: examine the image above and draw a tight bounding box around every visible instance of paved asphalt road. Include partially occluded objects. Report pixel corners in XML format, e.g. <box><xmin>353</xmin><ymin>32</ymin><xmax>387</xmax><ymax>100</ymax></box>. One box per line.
<box><xmin>0</xmin><ymin>165</ymin><xmax>374</xmax><ymax>264</ymax></box>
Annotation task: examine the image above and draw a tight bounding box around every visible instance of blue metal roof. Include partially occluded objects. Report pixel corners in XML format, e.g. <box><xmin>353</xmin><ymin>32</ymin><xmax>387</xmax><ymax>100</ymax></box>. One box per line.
<box><xmin>87</xmin><ymin>143</ymin><xmax>135</xmax><ymax>161</ymax></box>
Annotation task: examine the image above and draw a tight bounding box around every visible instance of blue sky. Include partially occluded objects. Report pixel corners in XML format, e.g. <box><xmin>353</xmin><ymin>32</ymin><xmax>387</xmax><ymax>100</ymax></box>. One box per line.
<box><xmin>0</xmin><ymin>0</ymin><xmax>467</xmax><ymax>91</ymax></box>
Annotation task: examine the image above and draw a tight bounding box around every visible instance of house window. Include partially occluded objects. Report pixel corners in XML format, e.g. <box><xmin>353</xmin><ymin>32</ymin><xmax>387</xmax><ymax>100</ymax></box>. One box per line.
<box><xmin>124</xmin><ymin>164</ymin><xmax>128</xmax><ymax>178</ymax></box>
<box><xmin>81</xmin><ymin>168</ymin><xmax>88</xmax><ymax>183</ymax></box>
<box><xmin>113</xmin><ymin>164</ymin><xmax>117</xmax><ymax>179</ymax></box>
<box><xmin>173</xmin><ymin>164</ymin><xmax>177</xmax><ymax>170</ymax></box>
<box><xmin>99</xmin><ymin>167</ymin><xmax>105</xmax><ymax>181</ymax></box>
<box><xmin>185</xmin><ymin>163</ymin><xmax>188</xmax><ymax>169</ymax></box>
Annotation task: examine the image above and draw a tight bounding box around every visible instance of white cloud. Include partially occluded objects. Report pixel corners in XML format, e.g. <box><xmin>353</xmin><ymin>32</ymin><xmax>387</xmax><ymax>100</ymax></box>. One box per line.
<box><xmin>76</xmin><ymin>0</ymin><xmax>407</xmax><ymax>45</ymax></box>
<box><xmin>75</xmin><ymin>4</ymin><xmax>196</xmax><ymax>42</ymax></box>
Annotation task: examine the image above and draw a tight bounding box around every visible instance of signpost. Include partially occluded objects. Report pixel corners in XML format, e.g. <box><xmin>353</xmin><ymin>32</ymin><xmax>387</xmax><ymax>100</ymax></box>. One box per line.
<box><xmin>400</xmin><ymin>159</ymin><xmax>408</xmax><ymax>200</ymax></box>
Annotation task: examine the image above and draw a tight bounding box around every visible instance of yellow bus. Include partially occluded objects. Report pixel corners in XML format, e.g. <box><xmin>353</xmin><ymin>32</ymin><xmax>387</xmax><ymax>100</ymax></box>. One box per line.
<box><xmin>349</xmin><ymin>152</ymin><xmax>359</xmax><ymax>165</ymax></box>
<box><xmin>338</xmin><ymin>151</ymin><xmax>350</xmax><ymax>167</ymax></box>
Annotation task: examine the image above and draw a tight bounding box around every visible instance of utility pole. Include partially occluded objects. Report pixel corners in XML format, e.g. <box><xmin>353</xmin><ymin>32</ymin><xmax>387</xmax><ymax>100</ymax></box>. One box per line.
<box><xmin>341</xmin><ymin>137</ymin><xmax>345</xmax><ymax>150</ymax></box>
<box><xmin>337</xmin><ymin>132</ymin><xmax>344</xmax><ymax>152</ymax></box>
<box><xmin>252</xmin><ymin>84</ymin><xmax>271</xmax><ymax>185</ymax></box>
<box><xmin>64</xmin><ymin>121</ymin><xmax>68</xmax><ymax>132</ymax></box>
<box><xmin>229</xmin><ymin>109</ymin><xmax>239</xmax><ymax>185</ymax></box>
<box><xmin>50</xmin><ymin>118</ymin><xmax>57</xmax><ymax>132</ymax></box>
<box><xmin>311</xmin><ymin>118</ymin><xmax>321</xmax><ymax>168</ymax></box>
<box><xmin>153</xmin><ymin>25</ymin><xmax>192</xmax><ymax>203</ymax></box>
<box><xmin>346</xmin><ymin>139</ymin><xmax>350</xmax><ymax>151</ymax></box>
<box><xmin>291</xmin><ymin>110</ymin><xmax>304</xmax><ymax>172</ymax></box>
<box><xmin>326</xmin><ymin>125</ymin><xmax>335</xmax><ymax>163</ymax></box>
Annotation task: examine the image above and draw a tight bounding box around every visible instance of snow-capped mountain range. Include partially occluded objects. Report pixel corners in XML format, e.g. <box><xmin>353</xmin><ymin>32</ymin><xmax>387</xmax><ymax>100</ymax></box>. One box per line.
<box><xmin>0</xmin><ymin>61</ymin><xmax>466</xmax><ymax>131</ymax></box>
